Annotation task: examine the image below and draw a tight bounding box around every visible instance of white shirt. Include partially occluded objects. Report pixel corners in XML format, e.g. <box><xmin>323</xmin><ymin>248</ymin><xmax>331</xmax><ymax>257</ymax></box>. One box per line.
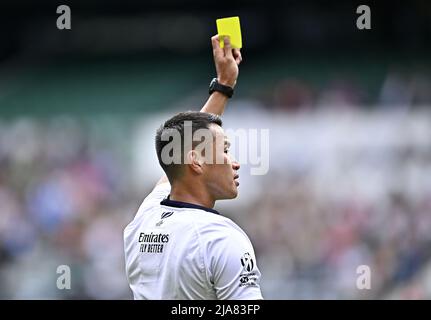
<box><xmin>124</xmin><ymin>182</ymin><xmax>263</xmax><ymax>300</ymax></box>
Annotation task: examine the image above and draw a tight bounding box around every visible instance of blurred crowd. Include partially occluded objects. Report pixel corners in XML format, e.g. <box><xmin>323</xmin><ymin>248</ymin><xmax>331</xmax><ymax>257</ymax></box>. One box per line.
<box><xmin>0</xmin><ymin>100</ymin><xmax>430</xmax><ymax>299</ymax></box>
<box><xmin>243</xmin><ymin>159</ymin><xmax>431</xmax><ymax>299</ymax></box>
<box><xmin>262</xmin><ymin>70</ymin><xmax>431</xmax><ymax>113</ymax></box>
<box><xmin>0</xmin><ymin>117</ymin><xmax>137</xmax><ymax>298</ymax></box>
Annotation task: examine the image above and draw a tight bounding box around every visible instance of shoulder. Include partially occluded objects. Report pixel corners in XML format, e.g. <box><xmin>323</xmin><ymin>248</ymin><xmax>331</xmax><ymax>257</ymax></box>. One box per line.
<box><xmin>189</xmin><ymin>210</ymin><xmax>248</xmax><ymax>237</ymax></box>
<box><xmin>192</xmin><ymin>213</ymin><xmax>254</xmax><ymax>257</ymax></box>
<box><xmin>125</xmin><ymin>182</ymin><xmax>170</xmax><ymax>231</ymax></box>
<box><xmin>137</xmin><ymin>182</ymin><xmax>171</xmax><ymax>212</ymax></box>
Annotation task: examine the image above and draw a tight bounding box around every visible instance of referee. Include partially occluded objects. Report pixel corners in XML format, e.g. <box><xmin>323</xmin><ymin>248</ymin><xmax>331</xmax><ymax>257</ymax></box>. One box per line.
<box><xmin>124</xmin><ymin>35</ymin><xmax>263</xmax><ymax>300</ymax></box>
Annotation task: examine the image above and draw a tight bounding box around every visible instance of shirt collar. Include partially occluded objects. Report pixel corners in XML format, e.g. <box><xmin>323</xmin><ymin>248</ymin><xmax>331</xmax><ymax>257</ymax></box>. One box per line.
<box><xmin>160</xmin><ymin>195</ymin><xmax>220</xmax><ymax>215</ymax></box>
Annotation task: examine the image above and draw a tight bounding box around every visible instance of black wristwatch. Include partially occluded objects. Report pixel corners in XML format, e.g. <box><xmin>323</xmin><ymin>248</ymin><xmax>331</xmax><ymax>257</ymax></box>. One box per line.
<box><xmin>209</xmin><ymin>78</ymin><xmax>234</xmax><ymax>98</ymax></box>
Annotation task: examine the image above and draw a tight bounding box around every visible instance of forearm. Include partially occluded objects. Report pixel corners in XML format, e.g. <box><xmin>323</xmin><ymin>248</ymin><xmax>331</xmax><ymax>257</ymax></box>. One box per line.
<box><xmin>201</xmin><ymin>35</ymin><xmax>240</xmax><ymax>116</ymax></box>
<box><xmin>200</xmin><ymin>91</ymin><xmax>229</xmax><ymax>116</ymax></box>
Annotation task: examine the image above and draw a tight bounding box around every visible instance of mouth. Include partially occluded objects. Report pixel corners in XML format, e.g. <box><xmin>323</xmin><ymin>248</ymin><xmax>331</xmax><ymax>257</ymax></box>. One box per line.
<box><xmin>234</xmin><ymin>174</ymin><xmax>239</xmax><ymax>187</ymax></box>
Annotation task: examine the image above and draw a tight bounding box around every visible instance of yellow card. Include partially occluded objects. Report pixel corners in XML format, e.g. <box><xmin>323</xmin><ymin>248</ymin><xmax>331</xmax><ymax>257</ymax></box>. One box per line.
<box><xmin>216</xmin><ymin>16</ymin><xmax>242</xmax><ymax>49</ymax></box>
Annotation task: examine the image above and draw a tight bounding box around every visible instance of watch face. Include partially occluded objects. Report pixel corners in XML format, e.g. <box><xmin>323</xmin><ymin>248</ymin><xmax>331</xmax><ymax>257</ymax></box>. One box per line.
<box><xmin>210</xmin><ymin>78</ymin><xmax>217</xmax><ymax>88</ymax></box>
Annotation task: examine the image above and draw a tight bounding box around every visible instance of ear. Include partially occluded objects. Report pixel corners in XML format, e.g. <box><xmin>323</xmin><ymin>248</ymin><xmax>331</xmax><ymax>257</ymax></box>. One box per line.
<box><xmin>187</xmin><ymin>150</ymin><xmax>204</xmax><ymax>175</ymax></box>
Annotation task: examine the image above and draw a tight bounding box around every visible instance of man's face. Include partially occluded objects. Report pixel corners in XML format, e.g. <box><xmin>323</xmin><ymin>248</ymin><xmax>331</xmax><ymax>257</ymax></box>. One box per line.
<box><xmin>201</xmin><ymin>124</ymin><xmax>240</xmax><ymax>200</ymax></box>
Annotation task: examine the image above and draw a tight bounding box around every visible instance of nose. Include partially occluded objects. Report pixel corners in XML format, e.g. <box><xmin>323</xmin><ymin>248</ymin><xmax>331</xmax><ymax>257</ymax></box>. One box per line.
<box><xmin>232</xmin><ymin>160</ymin><xmax>240</xmax><ymax>171</ymax></box>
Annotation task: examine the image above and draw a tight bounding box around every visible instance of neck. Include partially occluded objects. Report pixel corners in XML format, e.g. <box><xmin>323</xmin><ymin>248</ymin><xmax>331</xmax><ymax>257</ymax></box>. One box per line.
<box><xmin>170</xmin><ymin>180</ymin><xmax>215</xmax><ymax>209</ymax></box>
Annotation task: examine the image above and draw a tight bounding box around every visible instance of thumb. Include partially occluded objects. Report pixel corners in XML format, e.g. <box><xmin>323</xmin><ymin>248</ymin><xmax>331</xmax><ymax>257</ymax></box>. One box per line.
<box><xmin>223</xmin><ymin>36</ymin><xmax>233</xmax><ymax>58</ymax></box>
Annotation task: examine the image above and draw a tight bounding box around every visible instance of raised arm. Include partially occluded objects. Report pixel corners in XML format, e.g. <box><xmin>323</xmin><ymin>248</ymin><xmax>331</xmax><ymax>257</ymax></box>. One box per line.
<box><xmin>201</xmin><ymin>35</ymin><xmax>242</xmax><ymax>115</ymax></box>
<box><xmin>156</xmin><ymin>35</ymin><xmax>242</xmax><ymax>186</ymax></box>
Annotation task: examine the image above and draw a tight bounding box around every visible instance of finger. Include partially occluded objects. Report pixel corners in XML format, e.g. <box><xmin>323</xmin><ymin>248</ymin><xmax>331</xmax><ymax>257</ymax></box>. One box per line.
<box><xmin>223</xmin><ymin>36</ymin><xmax>234</xmax><ymax>58</ymax></box>
<box><xmin>211</xmin><ymin>35</ymin><xmax>223</xmax><ymax>59</ymax></box>
<box><xmin>233</xmin><ymin>49</ymin><xmax>242</xmax><ymax>65</ymax></box>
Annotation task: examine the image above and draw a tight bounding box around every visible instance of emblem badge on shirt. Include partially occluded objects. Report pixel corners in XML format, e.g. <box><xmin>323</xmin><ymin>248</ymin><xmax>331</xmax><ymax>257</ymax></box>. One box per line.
<box><xmin>239</xmin><ymin>252</ymin><xmax>258</xmax><ymax>287</ymax></box>
<box><xmin>156</xmin><ymin>211</ymin><xmax>174</xmax><ymax>226</ymax></box>
<box><xmin>240</xmin><ymin>252</ymin><xmax>254</xmax><ymax>272</ymax></box>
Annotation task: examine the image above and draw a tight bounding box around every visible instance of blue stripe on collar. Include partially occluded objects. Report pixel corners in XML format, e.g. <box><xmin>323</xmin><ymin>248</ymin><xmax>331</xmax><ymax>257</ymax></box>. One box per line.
<box><xmin>160</xmin><ymin>195</ymin><xmax>220</xmax><ymax>215</ymax></box>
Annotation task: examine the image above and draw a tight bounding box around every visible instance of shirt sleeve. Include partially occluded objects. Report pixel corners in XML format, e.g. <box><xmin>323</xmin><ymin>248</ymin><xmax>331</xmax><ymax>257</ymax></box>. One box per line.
<box><xmin>203</xmin><ymin>223</ymin><xmax>263</xmax><ymax>300</ymax></box>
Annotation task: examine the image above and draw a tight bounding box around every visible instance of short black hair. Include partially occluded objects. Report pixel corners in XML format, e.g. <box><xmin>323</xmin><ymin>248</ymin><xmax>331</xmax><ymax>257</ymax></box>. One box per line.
<box><xmin>155</xmin><ymin>111</ymin><xmax>222</xmax><ymax>182</ymax></box>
